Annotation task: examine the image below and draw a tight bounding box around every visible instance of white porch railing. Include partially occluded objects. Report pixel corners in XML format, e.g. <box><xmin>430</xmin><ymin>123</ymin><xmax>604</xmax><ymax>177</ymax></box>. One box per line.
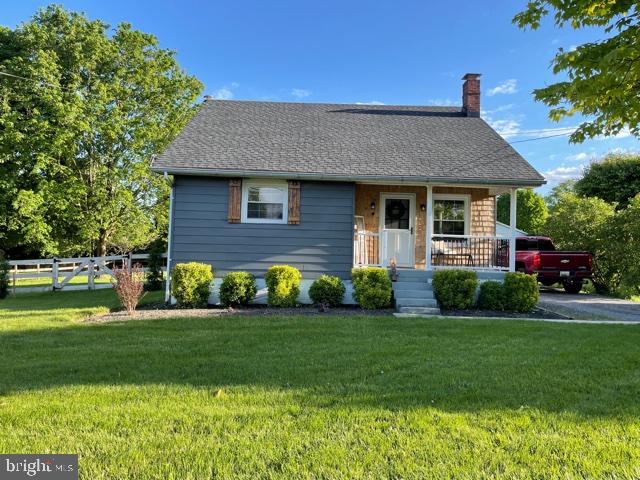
<box><xmin>431</xmin><ymin>235</ymin><xmax>510</xmax><ymax>271</ymax></box>
<box><xmin>353</xmin><ymin>231</ymin><xmax>383</xmax><ymax>267</ymax></box>
<box><xmin>354</xmin><ymin>232</ymin><xmax>512</xmax><ymax>271</ymax></box>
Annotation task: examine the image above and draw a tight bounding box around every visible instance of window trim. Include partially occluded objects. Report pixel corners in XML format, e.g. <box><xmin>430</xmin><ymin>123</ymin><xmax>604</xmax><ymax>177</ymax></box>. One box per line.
<box><xmin>432</xmin><ymin>194</ymin><xmax>470</xmax><ymax>236</ymax></box>
<box><xmin>240</xmin><ymin>179</ymin><xmax>289</xmax><ymax>224</ymax></box>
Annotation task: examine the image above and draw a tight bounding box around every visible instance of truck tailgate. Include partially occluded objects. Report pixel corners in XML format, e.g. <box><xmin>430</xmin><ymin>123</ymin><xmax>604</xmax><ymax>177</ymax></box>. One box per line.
<box><xmin>538</xmin><ymin>252</ymin><xmax>591</xmax><ymax>271</ymax></box>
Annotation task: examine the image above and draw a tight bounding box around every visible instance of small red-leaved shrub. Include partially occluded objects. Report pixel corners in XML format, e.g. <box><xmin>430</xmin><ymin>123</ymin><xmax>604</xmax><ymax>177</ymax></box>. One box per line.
<box><xmin>112</xmin><ymin>265</ymin><xmax>145</xmax><ymax>314</ymax></box>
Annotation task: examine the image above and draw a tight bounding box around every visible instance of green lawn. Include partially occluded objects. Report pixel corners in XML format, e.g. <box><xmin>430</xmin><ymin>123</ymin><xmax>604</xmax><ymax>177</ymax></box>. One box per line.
<box><xmin>1</xmin><ymin>291</ymin><xmax>639</xmax><ymax>479</ymax></box>
<box><xmin>12</xmin><ymin>275</ymin><xmax>113</xmax><ymax>288</ymax></box>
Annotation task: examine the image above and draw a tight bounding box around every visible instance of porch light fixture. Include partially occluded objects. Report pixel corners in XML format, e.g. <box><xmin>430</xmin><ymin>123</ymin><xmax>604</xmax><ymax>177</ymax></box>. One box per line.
<box><xmin>370</xmin><ymin>201</ymin><xmax>376</xmax><ymax>213</ymax></box>
<box><xmin>420</xmin><ymin>203</ymin><xmax>426</xmax><ymax>212</ymax></box>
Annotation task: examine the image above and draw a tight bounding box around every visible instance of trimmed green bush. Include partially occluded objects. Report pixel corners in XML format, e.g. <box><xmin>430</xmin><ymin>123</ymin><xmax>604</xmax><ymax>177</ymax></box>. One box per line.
<box><xmin>219</xmin><ymin>271</ymin><xmax>257</xmax><ymax>307</ymax></box>
<box><xmin>309</xmin><ymin>275</ymin><xmax>345</xmax><ymax>307</ymax></box>
<box><xmin>432</xmin><ymin>270</ymin><xmax>478</xmax><ymax>310</ymax></box>
<box><xmin>265</xmin><ymin>265</ymin><xmax>302</xmax><ymax>307</ymax></box>
<box><xmin>171</xmin><ymin>262</ymin><xmax>213</xmax><ymax>308</ymax></box>
<box><xmin>503</xmin><ymin>272</ymin><xmax>539</xmax><ymax>313</ymax></box>
<box><xmin>351</xmin><ymin>267</ymin><xmax>392</xmax><ymax>309</ymax></box>
<box><xmin>477</xmin><ymin>281</ymin><xmax>505</xmax><ymax>311</ymax></box>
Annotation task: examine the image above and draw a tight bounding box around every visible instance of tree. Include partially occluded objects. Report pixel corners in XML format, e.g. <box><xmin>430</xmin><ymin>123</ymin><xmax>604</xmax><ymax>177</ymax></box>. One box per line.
<box><xmin>604</xmin><ymin>194</ymin><xmax>640</xmax><ymax>296</ymax></box>
<box><xmin>513</xmin><ymin>1</ymin><xmax>640</xmax><ymax>143</ymax></box>
<box><xmin>0</xmin><ymin>250</ymin><xmax>9</xmax><ymax>299</ymax></box>
<box><xmin>497</xmin><ymin>189</ymin><xmax>548</xmax><ymax>234</ymax></box>
<box><xmin>0</xmin><ymin>6</ymin><xmax>203</xmax><ymax>257</ymax></box>
<box><xmin>575</xmin><ymin>153</ymin><xmax>640</xmax><ymax>208</ymax></box>
<box><xmin>543</xmin><ymin>189</ymin><xmax>617</xmax><ymax>292</ymax></box>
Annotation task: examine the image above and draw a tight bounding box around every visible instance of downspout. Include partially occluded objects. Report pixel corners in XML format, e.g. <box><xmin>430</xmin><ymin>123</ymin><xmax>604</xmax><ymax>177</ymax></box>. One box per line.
<box><xmin>164</xmin><ymin>171</ymin><xmax>175</xmax><ymax>304</ymax></box>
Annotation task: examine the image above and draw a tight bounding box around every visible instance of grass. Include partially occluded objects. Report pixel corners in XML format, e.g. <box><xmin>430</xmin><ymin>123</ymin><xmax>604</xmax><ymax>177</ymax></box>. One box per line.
<box><xmin>1</xmin><ymin>291</ymin><xmax>640</xmax><ymax>478</ymax></box>
<box><xmin>12</xmin><ymin>275</ymin><xmax>113</xmax><ymax>288</ymax></box>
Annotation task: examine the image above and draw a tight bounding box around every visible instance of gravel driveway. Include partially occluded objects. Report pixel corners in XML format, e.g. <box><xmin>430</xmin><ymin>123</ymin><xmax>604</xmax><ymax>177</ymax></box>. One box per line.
<box><xmin>539</xmin><ymin>289</ymin><xmax>640</xmax><ymax>322</ymax></box>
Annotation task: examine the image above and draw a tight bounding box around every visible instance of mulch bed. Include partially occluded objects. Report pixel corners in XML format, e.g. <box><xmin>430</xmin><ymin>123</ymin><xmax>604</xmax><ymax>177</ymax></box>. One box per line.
<box><xmin>441</xmin><ymin>307</ymin><xmax>570</xmax><ymax>319</ymax></box>
<box><xmin>85</xmin><ymin>303</ymin><xmax>394</xmax><ymax>323</ymax></box>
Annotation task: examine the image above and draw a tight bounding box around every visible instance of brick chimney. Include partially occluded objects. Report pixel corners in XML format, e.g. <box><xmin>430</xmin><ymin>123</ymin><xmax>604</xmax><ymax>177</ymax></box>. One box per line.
<box><xmin>462</xmin><ymin>73</ymin><xmax>481</xmax><ymax>117</ymax></box>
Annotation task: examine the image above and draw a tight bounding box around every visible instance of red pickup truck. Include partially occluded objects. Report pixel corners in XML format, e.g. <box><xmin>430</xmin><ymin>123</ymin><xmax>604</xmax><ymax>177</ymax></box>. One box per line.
<box><xmin>513</xmin><ymin>236</ymin><xmax>593</xmax><ymax>294</ymax></box>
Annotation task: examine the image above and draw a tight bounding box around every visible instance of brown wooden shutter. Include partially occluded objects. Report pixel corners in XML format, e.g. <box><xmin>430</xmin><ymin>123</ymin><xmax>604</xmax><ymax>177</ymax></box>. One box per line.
<box><xmin>227</xmin><ymin>178</ymin><xmax>242</xmax><ymax>223</ymax></box>
<box><xmin>287</xmin><ymin>180</ymin><xmax>301</xmax><ymax>224</ymax></box>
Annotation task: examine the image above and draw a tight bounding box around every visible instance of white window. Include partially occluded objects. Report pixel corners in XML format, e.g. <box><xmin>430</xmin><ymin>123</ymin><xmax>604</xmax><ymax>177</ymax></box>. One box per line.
<box><xmin>432</xmin><ymin>194</ymin><xmax>470</xmax><ymax>236</ymax></box>
<box><xmin>241</xmin><ymin>180</ymin><xmax>288</xmax><ymax>224</ymax></box>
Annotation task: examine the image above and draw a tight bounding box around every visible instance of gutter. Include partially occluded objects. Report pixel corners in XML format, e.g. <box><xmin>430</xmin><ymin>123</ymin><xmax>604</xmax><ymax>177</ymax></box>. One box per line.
<box><xmin>163</xmin><ymin>172</ymin><xmax>174</xmax><ymax>304</ymax></box>
<box><xmin>150</xmin><ymin>166</ymin><xmax>546</xmax><ymax>187</ymax></box>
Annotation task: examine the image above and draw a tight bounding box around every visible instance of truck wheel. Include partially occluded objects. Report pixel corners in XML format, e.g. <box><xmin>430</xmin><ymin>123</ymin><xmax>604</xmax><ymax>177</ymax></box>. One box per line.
<box><xmin>563</xmin><ymin>280</ymin><xmax>583</xmax><ymax>294</ymax></box>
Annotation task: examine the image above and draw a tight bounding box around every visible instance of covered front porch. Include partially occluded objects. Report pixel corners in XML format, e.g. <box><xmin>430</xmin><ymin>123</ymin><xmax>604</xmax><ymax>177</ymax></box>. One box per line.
<box><xmin>353</xmin><ymin>183</ymin><xmax>519</xmax><ymax>272</ymax></box>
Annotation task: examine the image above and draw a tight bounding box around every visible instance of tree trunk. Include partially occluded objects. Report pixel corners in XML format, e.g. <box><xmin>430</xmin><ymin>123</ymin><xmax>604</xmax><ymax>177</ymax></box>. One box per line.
<box><xmin>96</xmin><ymin>230</ymin><xmax>108</xmax><ymax>257</ymax></box>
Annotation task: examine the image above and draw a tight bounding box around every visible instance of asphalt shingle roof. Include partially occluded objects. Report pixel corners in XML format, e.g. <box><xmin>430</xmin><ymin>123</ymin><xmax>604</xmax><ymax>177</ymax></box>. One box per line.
<box><xmin>152</xmin><ymin>100</ymin><xmax>545</xmax><ymax>186</ymax></box>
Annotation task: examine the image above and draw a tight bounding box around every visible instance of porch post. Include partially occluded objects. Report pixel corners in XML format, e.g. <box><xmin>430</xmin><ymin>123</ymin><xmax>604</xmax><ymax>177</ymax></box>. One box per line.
<box><xmin>509</xmin><ymin>187</ymin><xmax>517</xmax><ymax>272</ymax></box>
<box><xmin>425</xmin><ymin>185</ymin><xmax>433</xmax><ymax>271</ymax></box>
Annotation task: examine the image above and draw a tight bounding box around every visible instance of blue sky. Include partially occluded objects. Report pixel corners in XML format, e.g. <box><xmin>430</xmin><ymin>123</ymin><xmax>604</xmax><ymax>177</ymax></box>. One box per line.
<box><xmin>3</xmin><ymin>0</ymin><xmax>639</xmax><ymax>193</ymax></box>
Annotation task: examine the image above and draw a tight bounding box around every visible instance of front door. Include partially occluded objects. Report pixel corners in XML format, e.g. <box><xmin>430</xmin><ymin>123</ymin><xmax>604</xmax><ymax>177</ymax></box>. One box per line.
<box><xmin>380</xmin><ymin>193</ymin><xmax>415</xmax><ymax>267</ymax></box>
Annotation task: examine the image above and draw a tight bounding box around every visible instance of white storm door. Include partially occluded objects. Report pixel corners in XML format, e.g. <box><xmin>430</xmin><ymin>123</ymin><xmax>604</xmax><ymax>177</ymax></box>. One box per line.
<box><xmin>380</xmin><ymin>193</ymin><xmax>416</xmax><ymax>267</ymax></box>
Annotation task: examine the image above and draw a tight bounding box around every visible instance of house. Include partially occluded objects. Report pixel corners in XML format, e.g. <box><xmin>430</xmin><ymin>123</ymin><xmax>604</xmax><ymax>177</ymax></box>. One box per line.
<box><xmin>496</xmin><ymin>221</ymin><xmax>528</xmax><ymax>237</ymax></box>
<box><xmin>151</xmin><ymin>73</ymin><xmax>546</xmax><ymax>304</ymax></box>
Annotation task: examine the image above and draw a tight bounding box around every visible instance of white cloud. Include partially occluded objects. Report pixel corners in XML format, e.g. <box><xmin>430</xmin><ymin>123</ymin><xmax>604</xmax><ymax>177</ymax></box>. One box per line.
<box><xmin>487</xmin><ymin>79</ymin><xmax>518</xmax><ymax>96</ymax></box>
<box><xmin>565</xmin><ymin>152</ymin><xmax>593</xmax><ymax>162</ymax></box>
<box><xmin>488</xmin><ymin>119</ymin><xmax>522</xmax><ymax>138</ymax></box>
<box><xmin>212</xmin><ymin>87</ymin><xmax>233</xmax><ymax>100</ymax></box>
<box><xmin>597</xmin><ymin>126</ymin><xmax>633</xmax><ymax>140</ymax></box>
<box><xmin>481</xmin><ymin>104</ymin><xmax>514</xmax><ymax>115</ymax></box>
<box><xmin>609</xmin><ymin>147</ymin><xmax>629</xmax><ymax>155</ymax></box>
<box><xmin>211</xmin><ymin>82</ymin><xmax>239</xmax><ymax>100</ymax></box>
<box><xmin>427</xmin><ymin>98</ymin><xmax>459</xmax><ymax>106</ymax></box>
<box><xmin>355</xmin><ymin>101</ymin><xmax>385</xmax><ymax>105</ymax></box>
<box><xmin>291</xmin><ymin>88</ymin><xmax>311</xmax><ymax>99</ymax></box>
<box><xmin>543</xmin><ymin>165</ymin><xmax>584</xmax><ymax>183</ymax></box>
<box><xmin>484</xmin><ymin>116</ymin><xmax>577</xmax><ymax>139</ymax></box>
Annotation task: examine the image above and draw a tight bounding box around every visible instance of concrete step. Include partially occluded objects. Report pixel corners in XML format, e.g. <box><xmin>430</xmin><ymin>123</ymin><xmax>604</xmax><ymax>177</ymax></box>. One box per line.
<box><xmin>395</xmin><ymin>298</ymin><xmax>439</xmax><ymax>308</ymax></box>
<box><xmin>397</xmin><ymin>306</ymin><xmax>441</xmax><ymax>315</ymax></box>
<box><xmin>395</xmin><ymin>270</ymin><xmax>431</xmax><ymax>281</ymax></box>
<box><xmin>393</xmin><ymin>280</ymin><xmax>430</xmax><ymax>291</ymax></box>
<box><xmin>392</xmin><ymin>289</ymin><xmax>434</xmax><ymax>299</ymax></box>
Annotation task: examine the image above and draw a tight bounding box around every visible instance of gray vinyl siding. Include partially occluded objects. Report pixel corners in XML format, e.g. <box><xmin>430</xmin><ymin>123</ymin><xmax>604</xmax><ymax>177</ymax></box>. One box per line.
<box><xmin>170</xmin><ymin>176</ymin><xmax>355</xmax><ymax>279</ymax></box>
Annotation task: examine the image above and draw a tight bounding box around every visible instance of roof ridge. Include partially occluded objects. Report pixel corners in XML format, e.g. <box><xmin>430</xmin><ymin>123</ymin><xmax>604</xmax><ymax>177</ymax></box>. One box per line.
<box><xmin>204</xmin><ymin>99</ymin><xmax>462</xmax><ymax>110</ymax></box>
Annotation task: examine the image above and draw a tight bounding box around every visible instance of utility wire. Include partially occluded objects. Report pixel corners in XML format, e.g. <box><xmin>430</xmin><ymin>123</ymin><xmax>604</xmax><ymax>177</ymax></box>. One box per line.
<box><xmin>0</xmin><ymin>70</ymin><xmax>60</xmax><ymax>89</ymax></box>
<box><xmin>508</xmin><ymin>131</ymin><xmax>575</xmax><ymax>144</ymax></box>
<box><xmin>1</xmin><ymin>69</ymin><xmax>580</xmax><ymax>147</ymax></box>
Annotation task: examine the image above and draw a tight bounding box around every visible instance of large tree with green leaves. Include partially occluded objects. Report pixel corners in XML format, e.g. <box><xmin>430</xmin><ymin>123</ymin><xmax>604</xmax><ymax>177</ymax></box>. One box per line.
<box><xmin>0</xmin><ymin>5</ymin><xmax>202</xmax><ymax>257</ymax></box>
<box><xmin>513</xmin><ymin>1</ymin><xmax>640</xmax><ymax>143</ymax></box>
<box><xmin>497</xmin><ymin>189</ymin><xmax>548</xmax><ymax>234</ymax></box>
<box><xmin>575</xmin><ymin>153</ymin><xmax>640</xmax><ymax>208</ymax></box>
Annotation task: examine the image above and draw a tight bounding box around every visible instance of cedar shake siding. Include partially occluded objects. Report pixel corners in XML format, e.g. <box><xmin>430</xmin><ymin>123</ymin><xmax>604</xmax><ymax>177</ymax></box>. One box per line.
<box><xmin>170</xmin><ymin>176</ymin><xmax>355</xmax><ymax>279</ymax></box>
<box><xmin>355</xmin><ymin>185</ymin><xmax>496</xmax><ymax>269</ymax></box>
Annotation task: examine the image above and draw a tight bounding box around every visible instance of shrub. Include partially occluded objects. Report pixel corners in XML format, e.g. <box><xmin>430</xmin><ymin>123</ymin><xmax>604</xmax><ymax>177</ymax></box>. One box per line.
<box><xmin>171</xmin><ymin>262</ymin><xmax>213</xmax><ymax>308</ymax></box>
<box><xmin>219</xmin><ymin>271</ymin><xmax>257</xmax><ymax>307</ymax></box>
<box><xmin>432</xmin><ymin>270</ymin><xmax>478</xmax><ymax>310</ymax></box>
<box><xmin>145</xmin><ymin>241</ymin><xmax>165</xmax><ymax>291</ymax></box>
<box><xmin>265</xmin><ymin>265</ymin><xmax>302</xmax><ymax>307</ymax></box>
<box><xmin>477</xmin><ymin>281</ymin><xmax>505</xmax><ymax>311</ymax></box>
<box><xmin>0</xmin><ymin>250</ymin><xmax>9</xmax><ymax>299</ymax></box>
<box><xmin>351</xmin><ymin>267</ymin><xmax>392</xmax><ymax>309</ymax></box>
<box><xmin>503</xmin><ymin>272</ymin><xmax>539</xmax><ymax>312</ymax></box>
<box><xmin>309</xmin><ymin>275</ymin><xmax>345</xmax><ymax>308</ymax></box>
<box><xmin>111</xmin><ymin>264</ymin><xmax>145</xmax><ymax>314</ymax></box>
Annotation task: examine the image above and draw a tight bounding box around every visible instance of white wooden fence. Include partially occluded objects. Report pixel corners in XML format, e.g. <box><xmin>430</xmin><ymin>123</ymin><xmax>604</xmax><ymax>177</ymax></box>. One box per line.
<box><xmin>7</xmin><ymin>253</ymin><xmax>166</xmax><ymax>294</ymax></box>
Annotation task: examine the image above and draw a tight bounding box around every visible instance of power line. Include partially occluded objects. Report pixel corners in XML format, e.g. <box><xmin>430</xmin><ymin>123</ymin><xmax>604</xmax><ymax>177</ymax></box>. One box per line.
<box><xmin>508</xmin><ymin>131</ymin><xmax>575</xmax><ymax>144</ymax></box>
<box><xmin>0</xmin><ymin>70</ymin><xmax>59</xmax><ymax>89</ymax></box>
